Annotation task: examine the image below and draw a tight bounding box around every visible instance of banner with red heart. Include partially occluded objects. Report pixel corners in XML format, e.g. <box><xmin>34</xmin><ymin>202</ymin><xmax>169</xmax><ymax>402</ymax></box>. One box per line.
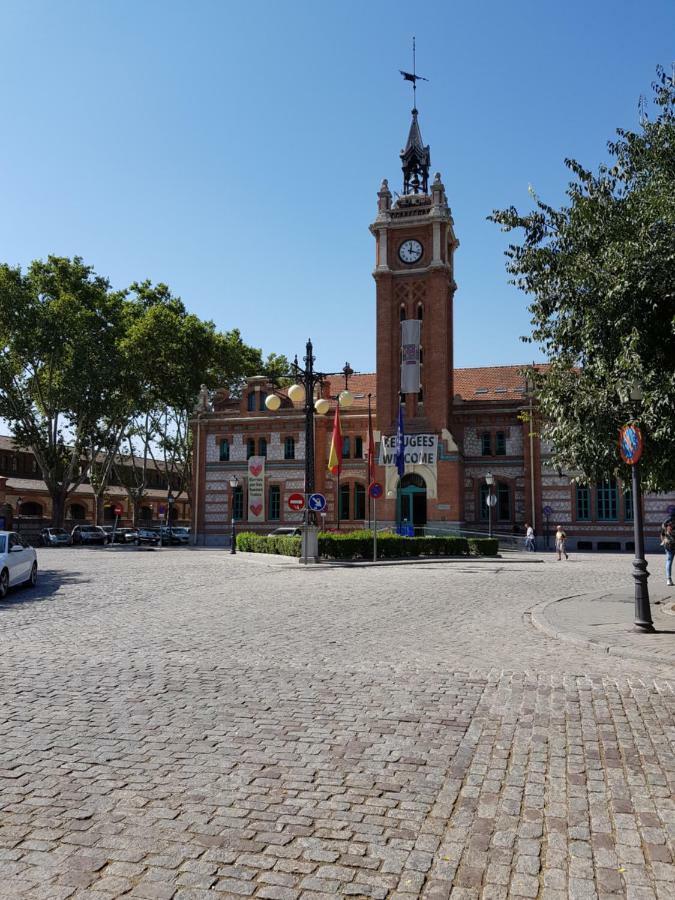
<box><xmin>247</xmin><ymin>455</ymin><xmax>265</xmax><ymax>521</ymax></box>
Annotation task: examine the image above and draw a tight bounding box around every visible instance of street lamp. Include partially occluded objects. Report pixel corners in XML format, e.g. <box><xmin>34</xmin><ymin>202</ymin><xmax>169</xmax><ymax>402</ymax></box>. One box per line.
<box><xmin>268</xmin><ymin>340</ymin><xmax>354</xmax><ymax>563</ymax></box>
<box><xmin>16</xmin><ymin>496</ymin><xmax>22</xmax><ymax>535</ymax></box>
<box><xmin>620</xmin><ymin>380</ymin><xmax>653</xmax><ymax>632</ymax></box>
<box><xmin>485</xmin><ymin>473</ymin><xmax>495</xmax><ymax>538</ymax></box>
<box><xmin>229</xmin><ymin>474</ymin><xmax>239</xmax><ymax>555</ymax></box>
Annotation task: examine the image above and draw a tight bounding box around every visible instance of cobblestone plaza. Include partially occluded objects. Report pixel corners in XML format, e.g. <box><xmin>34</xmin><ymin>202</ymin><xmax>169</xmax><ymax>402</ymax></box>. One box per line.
<box><xmin>0</xmin><ymin>548</ymin><xmax>673</xmax><ymax>899</ymax></box>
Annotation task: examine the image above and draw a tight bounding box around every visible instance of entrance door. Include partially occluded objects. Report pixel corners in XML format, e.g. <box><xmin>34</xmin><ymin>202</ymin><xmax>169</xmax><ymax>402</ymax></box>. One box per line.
<box><xmin>398</xmin><ymin>473</ymin><xmax>427</xmax><ymax>534</ymax></box>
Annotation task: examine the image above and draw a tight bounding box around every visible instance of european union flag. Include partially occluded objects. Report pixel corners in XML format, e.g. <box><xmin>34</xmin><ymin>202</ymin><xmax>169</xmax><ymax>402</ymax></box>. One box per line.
<box><xmin>395</xmin><ymin>400</ymin><xmax>405</xmax><ymax>477</ymax></box>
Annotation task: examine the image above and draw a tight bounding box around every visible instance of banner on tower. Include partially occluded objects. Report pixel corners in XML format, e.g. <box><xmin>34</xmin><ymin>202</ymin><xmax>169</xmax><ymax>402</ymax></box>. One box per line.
<box><xmin>400</xmin><ymin>319</ymin><xmax>421</xmax><ymax>394</ymax></box>
<box><xmin>379</xmin><ymin>433</ymin><xmax>438</xmax><ymax>467</ymax></box>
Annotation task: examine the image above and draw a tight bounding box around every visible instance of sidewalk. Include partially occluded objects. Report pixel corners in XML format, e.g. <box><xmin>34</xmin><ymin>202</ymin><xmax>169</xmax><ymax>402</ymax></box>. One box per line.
<box><xmin>530</xmin><ymin>584</ymin><xmax>675</xmax><ymax>667</ymax></box>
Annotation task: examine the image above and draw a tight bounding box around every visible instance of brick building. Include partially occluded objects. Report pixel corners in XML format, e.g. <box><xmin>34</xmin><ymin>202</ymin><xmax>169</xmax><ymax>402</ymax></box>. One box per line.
<box><xmin>0</xmin><ymin>435</ymin><xmax>190</xmax><ymax>539</ymax></box>
<box><xmin>191</xmin><ymin>104</ymin><xmax>674</xmax><ymax>551</ymax></box>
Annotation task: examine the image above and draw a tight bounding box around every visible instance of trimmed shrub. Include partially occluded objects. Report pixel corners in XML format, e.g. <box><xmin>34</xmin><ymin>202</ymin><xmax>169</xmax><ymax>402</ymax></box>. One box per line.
<box><xmin>236</xmin><ymin>532</ymin><xmax>300</xmax><ymax>557</ymax></box>
<box><xmin>236</xmin><ymin>530</ymin><xmax>499</xmax><ymax>560</ymax></box>
<box><xmin>468</xmin><ymin>537</ymin><xmax>498</xmax><ymax>556</ymax></box>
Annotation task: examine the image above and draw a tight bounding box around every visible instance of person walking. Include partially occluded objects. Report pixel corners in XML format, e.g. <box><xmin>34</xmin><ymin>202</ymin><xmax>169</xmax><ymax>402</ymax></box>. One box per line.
<box><xmin>555</xmin><ymin>524</ymin><xmax>569</xmax><ymax>560</ymax></box>
<box><xmin>660</xmin><ymin>519</ymin><xmax>674</xmax><ymax>586</ymax></box>
<box><xmin>524</xmin><ymin>523</ymin><xmax>535</xmax><ymax>552</ymax></box>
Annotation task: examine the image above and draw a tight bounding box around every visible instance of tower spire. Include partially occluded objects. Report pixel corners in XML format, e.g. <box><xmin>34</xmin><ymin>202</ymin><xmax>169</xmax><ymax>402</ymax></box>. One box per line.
<box><xmin>399</xmin><ymin>38</ymin><xmax>431</xmax><ymax>195</ymax></box>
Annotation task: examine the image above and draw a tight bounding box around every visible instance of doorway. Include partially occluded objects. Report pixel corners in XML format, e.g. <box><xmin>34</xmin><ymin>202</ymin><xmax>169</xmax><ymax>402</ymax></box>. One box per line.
<box><xmin>398</xmin><ymin>473</ymin><xmax>427</xmax><ymax>534</ymax></box>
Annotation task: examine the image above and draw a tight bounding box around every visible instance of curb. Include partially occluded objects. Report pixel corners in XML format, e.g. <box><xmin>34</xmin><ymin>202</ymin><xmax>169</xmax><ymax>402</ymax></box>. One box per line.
<box><xmin>527</xmin><ymin>595</ymin><xmax>675</xmax><ymax>667</ymax></box>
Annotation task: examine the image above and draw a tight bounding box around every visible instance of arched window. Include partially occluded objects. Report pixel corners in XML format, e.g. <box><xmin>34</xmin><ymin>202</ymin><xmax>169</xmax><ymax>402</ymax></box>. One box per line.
<box><xmin>354</xmin><ymin>436</ymin><xmax>363</xmax><ymax>458</ymax></box>
<box><xmin>140</xmin><ymin>506</ymin><xmax>152</xmax><ymax>522</ymax></box>
<box><xmin>20</xmin><ymin>501</ymin><xmax>42</xmax><ymax>517</ymax></box>
<box><xmin>104</xmin><ymin>505</ymin><xmax>116</xmax><ymax>522</ymax></box>
<box><xmin>417</xmin><ymin>303</ymin><xmax>423</xmax><ymax>320</ymax></box>
<box><xmin>284</xmin><ymin>436</ymin><xmax>295</xmax><ymax>460</ymax></box>
<box><xmin>418</xmin><ymin>387</ymin><xmax>424</xmax><ymax>404</ymax></box>
<box><xmin>68</xmin><ymin>503</ymin><xmax>86</xmax><ymax>520</ymax></box>
<box><xmin>247</xmin><ymin>392</ymin><xmax>256</xmax><ymax>412</ymax></box>
<box><xmin>342</xmin><ymin>436</ymin><xmax>350</xmax><ymax>459</ymax></box>
<box><xmin>497</xmin><ymin>483</ymin><xmax>511</xmax><ymax>521</ymax></box>
<box><xmin>400</xmin><ymin>304</ymin><xmax>406</xmax><ymax>322</ymax></box>
<box><xmin>269</xmin><ymin>485</ymin><xmax>280</xmax><ymax>520</ymax></box>
<box><xmin>259</xmin><ymin>392</ymin><xmax>267</xmax><ymax>411</ymax></box>
<box><xmin>232</xmin><ymin>485</ymin><xmax>244</xmax><ymax>520</ymax></box>
<box><xmin>339</xmin><ymin>483</ymin><xmax>350</xmax><ymax>520</ymax></box>
<box><xmin>258</xmin><ymin>437</ymin><xmax>267</xmax><ymax>457</ymax></box>
<box><xmin>354</xmin><ymin>483</ymin><xmax>366</xmax><ymax>520</ymax></box>
<box><xmin>219</xmin><ymin>438</ymin><xmax>230</xmax><ymax>462</ymax></box>
<box><xmin>246</xmin><ymin>438</ymin><xmax>255</xmax><ymax>459</ymax></box>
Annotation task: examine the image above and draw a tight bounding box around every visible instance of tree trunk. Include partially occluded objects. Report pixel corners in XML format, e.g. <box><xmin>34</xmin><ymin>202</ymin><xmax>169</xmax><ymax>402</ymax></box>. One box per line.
<box><xmin>51</xmin><ymin>491</ymin><xmax>66</xmax><ymax>528</ymax></box>
<box><xmin>93</xmin><ymin>493</ymin><xmax>104</xmax><ymax>526</ymax></box>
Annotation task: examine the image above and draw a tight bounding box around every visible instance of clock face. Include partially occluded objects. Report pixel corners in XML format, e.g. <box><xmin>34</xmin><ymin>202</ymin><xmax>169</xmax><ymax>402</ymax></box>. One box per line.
<box><xmin>399</xmin><ymin>239</ymin><xmax>423</xmax><ymax>264</ymax></box>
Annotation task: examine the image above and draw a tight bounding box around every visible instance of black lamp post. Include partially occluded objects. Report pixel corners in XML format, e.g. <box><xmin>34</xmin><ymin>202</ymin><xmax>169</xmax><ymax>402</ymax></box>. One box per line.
<box><xmin>622</xmin><ymin>381</ymin><xmax>654</xmax><ymax>632</ymax></box>
<box><xmin>168</xmin><ymin>495</ymin><xmax>175</xmax><ymax>540</ymax></box>
<box><xmin>485</xmin><ymin>473</ymin><xmax>495</xmax><ymax>538</ymax></box>
<box><xmin>229</xmin><ymin>474</ymin><xmax>239</xmax><ymax>554</ymax></box>
<box><xmin>16</xmin><ymin>496</ymin><xmax>22</xmax><ymax>535</ymax></box>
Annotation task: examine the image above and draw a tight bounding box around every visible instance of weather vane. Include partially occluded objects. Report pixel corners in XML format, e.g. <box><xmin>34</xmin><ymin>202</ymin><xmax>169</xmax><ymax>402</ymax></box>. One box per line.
<box><xmin>399</xmin><ymin>36</ymin><xmax>428</xmax><ymax>110</ymax></box>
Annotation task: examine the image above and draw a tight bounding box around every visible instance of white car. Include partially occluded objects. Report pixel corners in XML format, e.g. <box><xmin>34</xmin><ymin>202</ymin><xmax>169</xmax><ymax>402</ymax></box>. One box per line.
<box><xmin>0</xmin><ymin>531</ymin><xmax>38</xmax><ymax>598</ymax></box>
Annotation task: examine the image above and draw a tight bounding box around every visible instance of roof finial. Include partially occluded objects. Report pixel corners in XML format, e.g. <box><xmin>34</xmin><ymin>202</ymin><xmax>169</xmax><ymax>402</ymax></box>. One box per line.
<box><xmin>399</xmin><ymin>36</ymin><xmax>429</xmax><ymax>112</ymax></box>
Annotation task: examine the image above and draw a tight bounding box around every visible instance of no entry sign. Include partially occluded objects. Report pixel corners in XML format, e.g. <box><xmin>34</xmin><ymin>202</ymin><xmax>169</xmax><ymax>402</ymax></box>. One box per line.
<box><xmin>287</xmin><ymin>492</ymin><xmax>305</xmax><ymax>512</ymax></box>
<box><xmin>113</xmin><ymin>503</ymin><xmax>123</xmax><ymax>516</ymax></box>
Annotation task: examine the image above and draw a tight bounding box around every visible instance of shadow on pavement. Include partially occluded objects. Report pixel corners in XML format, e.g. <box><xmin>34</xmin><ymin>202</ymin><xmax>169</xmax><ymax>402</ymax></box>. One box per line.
<box><xmin>0</xmin><ymin>568</ymin><xmax>89</xmax><ymax>610</ymax></box>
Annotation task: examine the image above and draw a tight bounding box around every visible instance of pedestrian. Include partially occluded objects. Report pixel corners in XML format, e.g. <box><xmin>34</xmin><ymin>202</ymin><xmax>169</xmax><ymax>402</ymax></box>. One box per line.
<box><xmin>524</xmin><ymin>523</ymin><xmax>535</xmax><ymax>552</ymax></box>
<box><xmin>660</xmin><ymin>519</ymin><xmax>674</xmax><ymax>586</ymax></box>
<box><xmin>555</xmin><ymin>524</ymin><xmax>569</xmax><ymax>560</ymax></box>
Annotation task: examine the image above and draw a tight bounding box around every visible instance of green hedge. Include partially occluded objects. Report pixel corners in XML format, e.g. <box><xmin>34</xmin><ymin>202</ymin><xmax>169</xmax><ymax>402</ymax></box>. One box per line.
<box><xmin>235</xmin><ymin>533</ymin><xmax>301</xmax><ymax>556</ymax></box>
<box><xmin>236</xmin><ymin>530</ymin><xmax>498</xmax><ymax>560</ymax></box>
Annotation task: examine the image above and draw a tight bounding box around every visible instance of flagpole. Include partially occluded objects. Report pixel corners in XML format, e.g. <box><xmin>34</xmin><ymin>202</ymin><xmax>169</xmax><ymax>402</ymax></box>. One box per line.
<box><xmin>367</xmin><ymin>393</ymin><xmax>372</xmax><ymax>531</ymax></box>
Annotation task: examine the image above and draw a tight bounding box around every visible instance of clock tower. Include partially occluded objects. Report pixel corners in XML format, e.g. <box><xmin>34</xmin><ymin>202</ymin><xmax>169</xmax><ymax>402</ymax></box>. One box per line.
<box><xmin>370</xmin><ymin>107</ymin><xmax>459</xmax><ymax>436</ymax></box>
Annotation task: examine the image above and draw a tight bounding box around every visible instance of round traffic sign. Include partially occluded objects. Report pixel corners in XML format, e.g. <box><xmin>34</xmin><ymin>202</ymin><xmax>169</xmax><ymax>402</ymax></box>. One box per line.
<box><xmin>287</xmin><ymin>492</ymin><xmax>305</xmax><ymax>512</ymax></box>
<box><xmin>113</xmin><ymin>503</ymin><xmax>124</xmax><ymax>516</ymax></box>
<box><xmin>543</xmin><ymin>505</ymin><xmax>553</xmax><ymax>517</ymax></box>
<box><xmin>308</xmin><ymin>492</ymin><xmax>327</xmax><ymax>512</ymax></box>
<box><xmin>368</xmin><ymin>481</ymin><xmax>383</xmax><ymax>499</ymax></box>
<box><xmin>486</xmin><ymin>494</ymin><xmax>497</xmax><ymax>507</ymax></box>
<box><xmin>619</xmin><ymin>423</ymin><xmax>643</xmax><ymax>465</ymax></box>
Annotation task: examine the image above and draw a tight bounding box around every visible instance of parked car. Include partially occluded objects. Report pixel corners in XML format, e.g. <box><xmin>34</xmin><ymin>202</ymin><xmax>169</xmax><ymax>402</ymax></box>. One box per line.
<box><xmin>268</xmin><ymin>527</ymin><xmax>302</xmax><ymax>537</ymax></box>
<box><xmin>116</xmin><ymin>527</ymin><xmax>139</xmax><ymax>544</ymax></box>
<box><xmin>71</xmin><ymin>525</ymin><xmax>108</xmax><ymax>545</ymax></box>
<box><xmin>0</xmin><ymin>531</ymin><xmax>38</xmax><ymax>598</ymax></box>
<box><xmin>159</xmin><ymin>526</ymin><xmax>190</xmax><ymax>545</ymax></box>
<box><xmin>40</xmin><ymin>527</ymin><xmax>72</xmax><ymax>547</ymax></box>
<box><xmin>100</xmin><ymin>526</ymin><xmax>115</xmax><ymax>544</ymax></box>
<box><xmin>136</xmin><ymin>528</ymin><xmax>160</xmax><ymax>546</ymax></box>
<box><xmin>169</xmin><ymin>527</ymin><xmax>191</xmax><ymax>545</ymax></box>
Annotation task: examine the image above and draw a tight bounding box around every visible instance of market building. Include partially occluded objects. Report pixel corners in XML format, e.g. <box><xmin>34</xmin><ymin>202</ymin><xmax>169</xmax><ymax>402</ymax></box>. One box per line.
<box><xmin>191</xmin><ymin>103</ymin><xmax>674</xmax><ymax>551</ymax></box>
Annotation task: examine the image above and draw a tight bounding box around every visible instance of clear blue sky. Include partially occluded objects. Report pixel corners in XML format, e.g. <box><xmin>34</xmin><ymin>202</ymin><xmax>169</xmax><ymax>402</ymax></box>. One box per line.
<box><xmin>1</xmin><ymin>0</ymin><xmax>672</xmax><ymax>373</ymax></box>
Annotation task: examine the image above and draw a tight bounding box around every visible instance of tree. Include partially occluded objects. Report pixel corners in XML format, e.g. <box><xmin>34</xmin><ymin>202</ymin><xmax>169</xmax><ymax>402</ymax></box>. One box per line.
<box><xmin>0</xmin><ymin>256</ymin><xmax>132</xmax><ymax>526</ymax></box>
<box><xmin>490</xmin><ymin>67</ymin><xmax>675</xmax><ymax>492</ymax></box>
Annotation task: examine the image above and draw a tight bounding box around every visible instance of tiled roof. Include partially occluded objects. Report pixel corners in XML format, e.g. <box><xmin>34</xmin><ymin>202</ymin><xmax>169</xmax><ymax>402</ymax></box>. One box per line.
<box><xmin>453</xmin><ymin>365</ymin><xmax>546</xmax><ymax>401</ymax></box>
<box><xmin>338</xmin><ymin>374</ymin><xmax>376</xmax><ymax>408</ymax></box>
<box><xmin>0</xmin><ymin>435</ymin><xmax>170</xmax><ymax>471</ymax></box>
<box><xmin>3</xmin><ymin>478</ymin><xmax>186</xmax><ymax>500</ymax></box>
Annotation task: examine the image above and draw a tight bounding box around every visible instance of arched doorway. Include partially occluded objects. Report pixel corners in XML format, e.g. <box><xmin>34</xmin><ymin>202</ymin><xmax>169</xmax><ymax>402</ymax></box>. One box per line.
<box><xmin>68</xmin><ymin>503</ymin><xmax>86</xmax><ymax>521</ymax></box>
<box><xmin>398</xmin><ymin>473</ymin><xmax>427</xmax><ymax>533</ymax></box>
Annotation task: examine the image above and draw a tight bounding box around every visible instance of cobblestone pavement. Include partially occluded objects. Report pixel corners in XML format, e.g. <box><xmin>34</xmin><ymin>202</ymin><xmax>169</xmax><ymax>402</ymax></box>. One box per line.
<box><xmin>0</xmin><ymin>548</ymin><xmax>673</xmax><ymax>900</ymax></box>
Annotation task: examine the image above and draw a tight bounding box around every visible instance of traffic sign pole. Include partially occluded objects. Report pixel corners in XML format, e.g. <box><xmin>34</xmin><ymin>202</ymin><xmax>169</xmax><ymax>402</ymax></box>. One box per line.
<box><xmin>373</xmin><ymin>497</ymin><xmax>377</xmax><ymax>563</ymax></box>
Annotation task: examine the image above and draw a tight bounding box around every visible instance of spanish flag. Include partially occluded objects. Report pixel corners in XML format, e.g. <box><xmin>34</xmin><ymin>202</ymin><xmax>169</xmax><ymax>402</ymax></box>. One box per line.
<box><xmin>327</xmin><ymin>405</ymin><xmax>342</xmax><ymax>475</ymax></box>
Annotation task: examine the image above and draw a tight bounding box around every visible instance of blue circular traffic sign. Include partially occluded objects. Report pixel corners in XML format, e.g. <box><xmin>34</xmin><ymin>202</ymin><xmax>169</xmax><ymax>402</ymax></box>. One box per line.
<box><xmin>308</xmin><ymin>492</ymin><xmax>327</xmax><ymax>512</ymax></box>
<box><xmin>368</xmin><ymin>481</ymin><xmax>383</xmax><ymax>499</ymax></box>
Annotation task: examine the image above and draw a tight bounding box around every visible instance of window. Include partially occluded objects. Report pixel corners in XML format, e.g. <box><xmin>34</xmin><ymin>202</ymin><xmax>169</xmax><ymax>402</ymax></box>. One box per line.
<box><xmin>495</xmin><ymin>432</ymin><xmax>506</xmax><ymax>456</ymax></box>
<box><xmin>247</xmin><ymin>392</ymin><xmax>256</xmax><ymax>411</ymax></box>
<box><xmin>354</xmin><ymin>436</ymin><xmax>363</xmax><ymax>458</ymax></box>
<box><xmin>418</xmin><ymin>387</ymin><xmax>424</xmax><ymax>404</ymax></box>
<box><xmin>354</xmin><ymin>483</ymin><xmax>366</xmax><ymax>520</ymax></box>
<box><xmin>339</xmin><ymin>483</ymin><xmax>350</xmax><ymax>520</ymax></box>
<box><xmin>417</xmin><ymin>304</ymin><xmax>423</xmax><ymax>320</ymax></box>
<box><xmin>576</xmin><ymin>485</ymin><xmax>591</xmax><ymax>521</ymax></box>
<box><xmin>284</xmin><ymin>436</ymin><xmax>295</xmax><ymax>460</ymax></box>
<box><xmin>479</xmin><ymin>484</ymin><xmax>489</xmax><ymax>521</ymax></box>
<box><xmin>596</xmin><ymin>479</ymin><xmax>618</xmax><ymax>521</ymax></box>
<box><xmin>481</xmin><ymin>433</ymin><xmax>491</xmax><ymax>456</ymax></box>
<box><xmin>69</xmin><ymin>503</ymin><xmax>86</xmax><ymax>521</ymax></box>
<box><xmin>258</xmin><ymin>437</ymin><xmax>267</xmax><ymax>457</ymax></box>
<box><xmin>259</xmin><ymin>392</ymin><xmax>267</xmax><ymax>411</ymax></box>
<box><xmin>246</xmin><ymin>438</ymin><xmax>255</xmax><ymax>459</ymax></box>
<box><xmin>219</xmin><ymin>439</ymin><xmax>230</xmax><ymax>462</ymax></box>
<box><xmin>342</xmin><ymin>436</ymin><xmax>350</xmax><ymax>459</ymax></box>
<box><xmin>497</xmin><ymin>482</ymin><xmax>511</xmax><ymax>521</ymax></box>
<box><xmin>624</xmin><ymin>486</ymin><xmax>634</xmax><ymax>522</ymax></box>
<box><xmin>269</xmin><ymin>485</ymin><xmax>280</xmax><ymax>520</ymax></box>
<box><xmin>232</xmin><ymin>486</ymin><xmax>244</xmax><ymax>520</ymax></box>
<box><xmin>419</xmin><ymin>347</ymin><xmax>424</xmax><ymax>364</ymax></box>
<box><xmin>400</xmin><ymin>304</ymin><xmax>406</xmax><ymax>322</ymax></box>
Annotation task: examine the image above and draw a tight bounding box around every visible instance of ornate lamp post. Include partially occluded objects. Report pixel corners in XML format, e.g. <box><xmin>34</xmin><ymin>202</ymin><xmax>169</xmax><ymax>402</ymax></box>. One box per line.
<box><xmin>485</xmin><ymin>473</ymin><xmax>495</xmax><ymax>538</ymax></box>
<box><xmin>265</xmin><ymin>340</ymin><xmax>354</xmax><ymax>562</ymax></box>
<box><xmin>229</xmin><ymin>474</ymin><xmax>239</xmax><ymax>555</ymax></box>
<box><xmin>619</xmin><ymin>381</ymin><xmax>653</xmax><ymax>632</ymax></box>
